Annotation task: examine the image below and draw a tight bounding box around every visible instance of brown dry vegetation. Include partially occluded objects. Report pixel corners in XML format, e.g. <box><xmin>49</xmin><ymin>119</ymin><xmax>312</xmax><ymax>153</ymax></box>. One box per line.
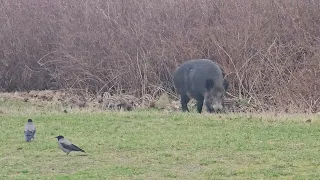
<box><xmin>0</xmin><ymin>0</ymin><xmax>319</xmax><ymax>113</ymax></box>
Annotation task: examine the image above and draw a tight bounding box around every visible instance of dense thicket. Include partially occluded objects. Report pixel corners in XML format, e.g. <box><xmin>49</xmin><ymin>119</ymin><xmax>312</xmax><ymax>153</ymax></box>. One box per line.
<box><xmin>0</xmin><ymin>0</ymin><xmax>319</xmax><ymax>112</ymax></box>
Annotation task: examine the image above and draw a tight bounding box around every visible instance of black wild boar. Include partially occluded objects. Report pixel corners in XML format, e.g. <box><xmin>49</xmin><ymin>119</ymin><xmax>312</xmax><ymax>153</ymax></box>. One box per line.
<box><xmin>173</xmin><ymin>59</ymin><xmax>228</xmax><ymax>113</ymax></box>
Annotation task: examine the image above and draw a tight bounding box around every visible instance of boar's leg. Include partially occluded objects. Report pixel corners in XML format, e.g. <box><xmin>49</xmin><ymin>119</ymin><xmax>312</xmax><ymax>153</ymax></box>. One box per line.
<box><xmin>195</xmin><ymin>95</ymin><xmax>204</xmax><ymax>113</ymax></box>
<box><xmin>180</xmin><ymin>94</ymin><xmax>190</xmax><ymax>112</ymax></box>
<box><xmin>206</xmin><ymin>105</ymin><xmax>214</xmax><ymax>113</ymax></box>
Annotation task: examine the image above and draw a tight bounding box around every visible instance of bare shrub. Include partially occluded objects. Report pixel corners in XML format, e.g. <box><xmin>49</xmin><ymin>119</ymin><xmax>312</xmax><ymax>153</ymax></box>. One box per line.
<box><xmin>0</xmin><ymin>0</ymin><xmax>319</xmax><ymax>112</ymax></box>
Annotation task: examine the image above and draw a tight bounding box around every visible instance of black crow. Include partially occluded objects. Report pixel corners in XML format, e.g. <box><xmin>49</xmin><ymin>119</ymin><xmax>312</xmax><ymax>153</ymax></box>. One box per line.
<box><xmin>24</xmin><ymin>119</ymin><xmax>36</xmax><ymax>142</ymax></box>
<box><xmin>55</xmin><ymin>135</ymin><xmax>85</xmax><ymax>155</ymax></box>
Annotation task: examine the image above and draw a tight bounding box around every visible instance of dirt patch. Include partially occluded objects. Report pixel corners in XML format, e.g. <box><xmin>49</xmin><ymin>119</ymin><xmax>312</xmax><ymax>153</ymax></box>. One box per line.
<box><xmin>0</xmin><ymin>90</ymin><xmax>249</xmax><ymax>113</ymax></box>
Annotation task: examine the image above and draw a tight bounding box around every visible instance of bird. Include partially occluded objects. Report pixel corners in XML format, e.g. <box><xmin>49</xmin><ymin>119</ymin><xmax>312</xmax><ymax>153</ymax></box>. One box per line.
<box><xmin>24</xmin><ymin>119</ymin><xmax>36</xmax><ymax>142</ymax></box>
<box><xmin>55</xmin><ymin>135</ymin><xmax>85</xmax><ymax>155</ymax></box>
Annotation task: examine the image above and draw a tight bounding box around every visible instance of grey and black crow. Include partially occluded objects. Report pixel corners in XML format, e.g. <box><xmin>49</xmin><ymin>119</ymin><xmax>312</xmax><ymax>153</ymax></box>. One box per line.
<box><xmin>24</xmin><ymin>119</ymin><xmax>36</xmax><ymax>142</ymax></box>
<box><xmin>55</xmin><ymin>135</ymin><xmax>85</xmax><ymax>155</ymax></box>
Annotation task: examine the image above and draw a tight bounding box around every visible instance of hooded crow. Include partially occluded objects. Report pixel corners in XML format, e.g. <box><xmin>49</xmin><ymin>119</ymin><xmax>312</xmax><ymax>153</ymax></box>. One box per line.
<box><xmin>24</xmin><ymin>119</ymin><xmax>36</xmax><ymax>142</ymax></box>
<box><xmin>55</xmin><ymin>135</ymin><xmax>85</xmax><ymax>155</ymax></box>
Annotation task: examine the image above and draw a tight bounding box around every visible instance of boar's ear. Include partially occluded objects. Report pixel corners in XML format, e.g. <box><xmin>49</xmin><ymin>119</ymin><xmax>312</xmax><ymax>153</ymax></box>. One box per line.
<box><xmin>205</xmin><ymin>78</ymin><xmax>214</xmax><ymax>90</ymax></box>
<box><xmin>223</xmin><ymin>79</ymin><xmax>229</xmax><ymax>91</ymax></box>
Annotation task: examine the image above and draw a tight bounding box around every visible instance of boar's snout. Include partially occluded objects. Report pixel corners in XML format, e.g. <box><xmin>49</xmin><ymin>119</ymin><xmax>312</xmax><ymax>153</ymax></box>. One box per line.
<box><xmin>212</xmin><ymin>104</ymin><xmax>223</xmax><ymax>113</ymax></box>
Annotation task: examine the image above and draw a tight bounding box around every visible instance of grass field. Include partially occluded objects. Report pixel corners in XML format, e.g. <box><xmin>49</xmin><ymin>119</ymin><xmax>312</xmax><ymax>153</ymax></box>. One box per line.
<box><xmin>0</xmin><ymin>99</ymin><xmax>320</xmax><ymax>179</ymax></box>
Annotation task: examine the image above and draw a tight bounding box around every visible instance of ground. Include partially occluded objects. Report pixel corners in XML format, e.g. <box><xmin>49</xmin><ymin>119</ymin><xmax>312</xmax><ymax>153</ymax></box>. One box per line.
<box><xmin>0</xmin><ymin>98</ymin><xmax>320</xmax><ymax>179</ymax></box>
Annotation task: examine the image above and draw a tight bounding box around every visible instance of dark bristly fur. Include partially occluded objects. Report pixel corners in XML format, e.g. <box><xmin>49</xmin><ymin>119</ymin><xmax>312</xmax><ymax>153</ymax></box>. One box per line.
<box><xmin>173</xmin><ymin>59</ymin><xmax>229</xmax><ymax>113</ymax></box>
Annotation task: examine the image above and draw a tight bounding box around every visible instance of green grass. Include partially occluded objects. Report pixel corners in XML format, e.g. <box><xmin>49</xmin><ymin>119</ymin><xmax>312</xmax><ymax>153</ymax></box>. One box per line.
<box><xmin>0</xmin><ymin>99</ymin><xmax>320</xmax><ymax>179</ymax></box>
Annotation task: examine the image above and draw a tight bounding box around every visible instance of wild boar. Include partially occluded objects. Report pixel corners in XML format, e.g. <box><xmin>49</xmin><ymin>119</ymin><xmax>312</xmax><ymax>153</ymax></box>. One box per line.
<box><xmin>173</xmin><ymin>59</ymin><xmax>229</xmax><ymax>113</ymax></box>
